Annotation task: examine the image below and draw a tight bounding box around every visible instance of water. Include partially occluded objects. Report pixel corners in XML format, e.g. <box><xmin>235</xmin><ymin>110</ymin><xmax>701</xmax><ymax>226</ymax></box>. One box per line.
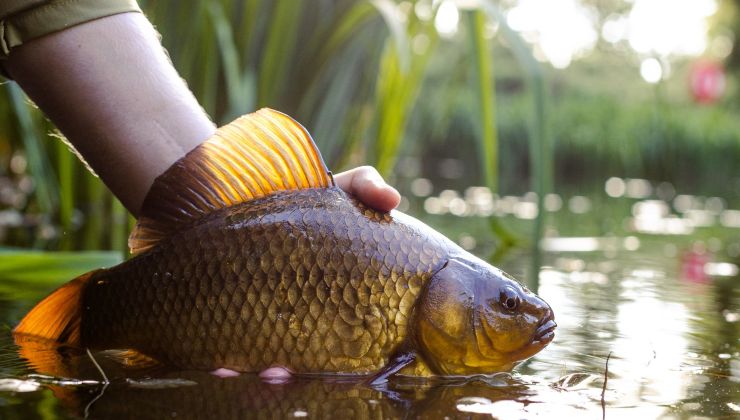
<box><xmin>0</xmin><ymin>182</ymin><xmax>738</xmax><ymax>419</ymax></box>
<box><xmin>0</xmin><ymin>238</ymin><xmax>736</xmax><ymax>419</ymax></box>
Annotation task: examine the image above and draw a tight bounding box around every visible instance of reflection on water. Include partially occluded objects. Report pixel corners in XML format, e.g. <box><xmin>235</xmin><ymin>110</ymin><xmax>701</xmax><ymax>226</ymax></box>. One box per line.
<box><xmin>1</xmin><ymin>173</ymin><xmax>739</xmax><ymax>418</ymax></box>
<box><xmin>0</xmin><ymin>237</ymin><xmax>737</xmax><ymax>419</ymax></box>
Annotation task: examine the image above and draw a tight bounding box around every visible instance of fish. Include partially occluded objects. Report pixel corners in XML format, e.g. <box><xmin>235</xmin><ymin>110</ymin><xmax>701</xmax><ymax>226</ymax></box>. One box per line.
<box><xmin>13</xmin><ymin>108</ymin><xmax>555</xmax><ymax>379</ymax></box>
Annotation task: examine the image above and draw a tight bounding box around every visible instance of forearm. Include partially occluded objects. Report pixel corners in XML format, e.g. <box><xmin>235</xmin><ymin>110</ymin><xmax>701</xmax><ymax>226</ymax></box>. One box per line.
<box><xmin>4</xmin><ymin>12</ymin><xmax>216</xmax><ymax>216</ymax></box>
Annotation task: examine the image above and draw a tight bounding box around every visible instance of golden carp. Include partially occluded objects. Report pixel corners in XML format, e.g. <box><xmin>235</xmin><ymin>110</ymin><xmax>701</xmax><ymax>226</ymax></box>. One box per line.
<box><xmin>14</xmin><ymin>109</ymin><xmax>555</xmax><ymax>379</ymax></box>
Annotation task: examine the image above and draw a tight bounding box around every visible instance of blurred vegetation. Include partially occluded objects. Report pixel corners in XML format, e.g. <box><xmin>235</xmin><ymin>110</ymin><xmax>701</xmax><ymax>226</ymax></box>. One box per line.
<box><xmin>0</xmin><ymin>0</ymin><xmax>739</xmax><ymax>258</ymax></box>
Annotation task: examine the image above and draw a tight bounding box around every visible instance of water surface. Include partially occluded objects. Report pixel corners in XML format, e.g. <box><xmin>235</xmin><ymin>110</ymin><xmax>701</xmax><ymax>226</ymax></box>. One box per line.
<box><xmin>1</xmin><ymin>179</ymin><xmax>739</xmax><ymax>418</ymax></box>
<box><xmin>0</xmin><ymin>234</ymin><xmax>737</xmax><ymax>419</ymax></box>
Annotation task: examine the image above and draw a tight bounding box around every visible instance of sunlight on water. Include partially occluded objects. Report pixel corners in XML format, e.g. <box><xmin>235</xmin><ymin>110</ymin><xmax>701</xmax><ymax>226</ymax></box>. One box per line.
<box><xmin>0</xmin><ymin>243</ymin><xmax>737</xmax><ymax>419</ymax></box>
<box><xmin>0</xmin><ymin>187</ymin><xmax>737</xmax><ymax>418</ymax></box>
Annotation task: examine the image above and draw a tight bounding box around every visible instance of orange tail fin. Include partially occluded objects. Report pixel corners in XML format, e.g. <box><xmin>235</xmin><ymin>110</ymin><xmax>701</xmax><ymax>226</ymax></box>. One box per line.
<box><xmin>13</xmin><ymin>271</ymin><xmax>98</xmax><ymax>346</ymax></box>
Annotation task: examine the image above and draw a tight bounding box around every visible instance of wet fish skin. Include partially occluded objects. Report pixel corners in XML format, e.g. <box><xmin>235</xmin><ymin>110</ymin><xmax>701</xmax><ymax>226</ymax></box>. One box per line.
<box><xmin>82</xmin><ymin>188</ymin><xmax>448</xmax><ymax>373</ymax></box>
<box><xmin>15</xmin><ymin>108</ymin><xmax>555</xmax><ymax>376</ymax></box>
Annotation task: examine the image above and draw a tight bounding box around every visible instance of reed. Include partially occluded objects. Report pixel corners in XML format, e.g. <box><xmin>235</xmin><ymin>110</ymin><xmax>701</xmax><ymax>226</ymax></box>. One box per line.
<box><xmin>476</xmin><ymin>1</ymin><xmax>550</xmax><ymax>285</ymax></box>
<box><xmin>372</xmin><ymin>1</ymin><xmax>438</xmax><ymax>176</ymax></box>
<box><xmin>2</xmin><ymin>0</ymin><xmax>736</xmax><ymax>258</ymax></box>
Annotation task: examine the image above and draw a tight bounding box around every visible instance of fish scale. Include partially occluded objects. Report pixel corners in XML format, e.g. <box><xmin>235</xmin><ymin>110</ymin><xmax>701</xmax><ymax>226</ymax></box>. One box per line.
<box><xmin>80</xmin><ymin>188</ymin><xmax>446</xmax><ymax>373</ymax></box>
<box><xmin>14</xmin><ymin>109</ymin><xmax>554</xmax><ymax>378</ymax></box>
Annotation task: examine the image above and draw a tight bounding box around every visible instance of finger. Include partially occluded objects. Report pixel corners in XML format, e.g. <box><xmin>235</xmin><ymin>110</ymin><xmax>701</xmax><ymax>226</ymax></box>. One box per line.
<box><xmin>334</xmin><ymin>166</ymin><xmax>401</xmax><ymax>212</ymax></box>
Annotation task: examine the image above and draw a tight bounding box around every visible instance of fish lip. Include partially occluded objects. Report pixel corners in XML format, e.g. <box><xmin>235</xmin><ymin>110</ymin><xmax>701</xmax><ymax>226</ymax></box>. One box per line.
<box><xmin>533</xmin><ymin>310</ymin><xmax>556</xmax><ymax>343</ymax></box>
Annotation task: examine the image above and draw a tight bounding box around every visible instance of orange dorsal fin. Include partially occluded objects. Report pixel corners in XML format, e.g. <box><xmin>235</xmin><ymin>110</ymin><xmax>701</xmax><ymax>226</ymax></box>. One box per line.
<box><xmin>128</xmin><ymin>108</ymin><xmax>333</xmax><ymax>254</ymax></box>
<box><xmin>13</xmin><ymin>271</ymin><xmax>98</xmax><ymax>346</ymax></box>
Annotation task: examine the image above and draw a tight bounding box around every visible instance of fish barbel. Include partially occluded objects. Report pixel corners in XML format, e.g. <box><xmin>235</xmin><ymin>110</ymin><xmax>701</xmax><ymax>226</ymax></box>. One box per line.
<box><xmin>14</xmin><ymin>109</ymin><xmax>555</xmax><ymax>378</ymax></box>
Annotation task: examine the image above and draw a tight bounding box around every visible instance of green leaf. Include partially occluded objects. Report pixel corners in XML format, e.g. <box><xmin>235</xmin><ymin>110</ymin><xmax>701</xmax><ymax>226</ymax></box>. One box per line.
<box><xmin>0</xmin><ymin>250</ymin><xmax>122</xmax><ymax>285</ymax></box>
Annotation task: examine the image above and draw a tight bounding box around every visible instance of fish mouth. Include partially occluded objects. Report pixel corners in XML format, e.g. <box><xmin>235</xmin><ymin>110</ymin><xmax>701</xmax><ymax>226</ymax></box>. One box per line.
<box><xmin>533</xmin><ymin>310</ymin><xmax>556</xmax><ymax>343</ymax></box>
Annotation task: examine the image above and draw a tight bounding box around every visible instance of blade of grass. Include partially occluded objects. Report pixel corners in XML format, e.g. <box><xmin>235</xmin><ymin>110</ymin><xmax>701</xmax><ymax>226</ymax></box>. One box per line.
<box><xmin>369</xmin><ymin>0</ymin><xmax>411</xmax><ymax>72</ymax></box>
<box><xmin>258</xmin><ymin>0</ymin><xmax>304</xmax><ymax>107</ymax></box>
<box><xmin>0</xmin><ymin>250</ymin><xmax>122</xmax><ymax>287</ymax></box>
<box><xmin>6</xmin><ymin>84</ymin><xmax>57</xmax><ymax>215</ymax></box>
<box><xmin>372</xmin><ymin>6</ymin><xmax>438</xmax><ymax>177</ymax></box>
<box><xmin>82</xmin><ymin>173</ymin><xmax>105</xmax><ymax>250</ymax></box>
<box><xmin>466</xmin><ymin>9</ymin><xmax>518</xmax><ymax>257</ymax></box>
<box><xmin>467</xmin><ymin>10</ymin><xmax>497</xmax><ymax>193</ymax></box>
<box><xmin>55</xmin><ymin>137</ymin><xmax>75</xmax><ymax>250</ymax></box>
<box><xmin>110</xmin><ymin>197</ymin><xmax>129</xmax><ymax>256</ymax></box>
<box><xmin>309</xmin><ymin>41</ymin><xmax>367</xmax><ymax>160</ymax></box>
<box><xmin>196</xmin><ymin>2</ymin><xmax>219</xmax><ymax>116</ymax></box>
<box><xmin>207</xmin><ymin>1</ymin><xmax>255</xmax><ymax>121</ymax></box>
<box><xmin>477</xmin><ymin>1</ymin><xmax>550</xmax><ymax>286</ymax></box>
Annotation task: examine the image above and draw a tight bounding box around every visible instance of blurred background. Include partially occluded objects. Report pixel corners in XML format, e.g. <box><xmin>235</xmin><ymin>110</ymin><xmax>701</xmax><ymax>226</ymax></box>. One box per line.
<box><xmin>0</xmin><ymin>0</ymin><xmax>738</xmax><ymax>271</ymax></box>
<box><xmin>1</xmin><ymin>2</ymin><xmax>739</xmax><ymax>418</ymax></box>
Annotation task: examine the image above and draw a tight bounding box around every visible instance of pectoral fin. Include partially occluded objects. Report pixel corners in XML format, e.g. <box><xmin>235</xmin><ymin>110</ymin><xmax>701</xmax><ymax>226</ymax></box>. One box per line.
<box><xmin>102</xmin><ymin>349</ymin><xmax>160</xmax><ymax>369</ymax></box>
<box><xmin>367</xmin><ymin>352</ymin><xmax>416</xmax><ymax>386</ymax></box>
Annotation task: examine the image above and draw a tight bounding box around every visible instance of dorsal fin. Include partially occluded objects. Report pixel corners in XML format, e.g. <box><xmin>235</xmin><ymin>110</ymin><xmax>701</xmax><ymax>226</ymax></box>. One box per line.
<box><xmin>129</xmin><ymin>108</ymin><xmax>333</xmax><ymax>254</ymax></box>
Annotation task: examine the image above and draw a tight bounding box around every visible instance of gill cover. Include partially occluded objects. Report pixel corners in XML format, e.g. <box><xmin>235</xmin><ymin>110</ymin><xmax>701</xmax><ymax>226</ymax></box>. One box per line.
<box><xmin>129</xmin><ymin>108</ymin><xmax>333</xmax><ymax>254</ymax></box>
<box><xmin>416</xmin><ymin>259</ymin><xmax>477</xmax><ymax>374</ymax></box>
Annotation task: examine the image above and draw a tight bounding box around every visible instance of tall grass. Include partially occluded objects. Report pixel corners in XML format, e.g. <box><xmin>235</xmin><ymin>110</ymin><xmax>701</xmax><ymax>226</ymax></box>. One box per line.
<box><xmin>2</xmin><ymin>0</ymin><xmax>735</xmax><ymax>262</ymax></box>
<box><xmin>372</xmin><ymin>1</ymin><xmax>438</xmax><ymax>176</ymax></box>
<box><xmin>471</xmin><ymin>1</ymin><xmax>549</xmax><ymax>283</ymax></box>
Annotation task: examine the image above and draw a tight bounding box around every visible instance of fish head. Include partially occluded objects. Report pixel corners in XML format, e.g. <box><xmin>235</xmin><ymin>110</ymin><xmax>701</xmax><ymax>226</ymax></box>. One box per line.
<box><xmin>416</xmin><ymin>257</ymin><xmax>555</xmax><ymax>375</ymax></box>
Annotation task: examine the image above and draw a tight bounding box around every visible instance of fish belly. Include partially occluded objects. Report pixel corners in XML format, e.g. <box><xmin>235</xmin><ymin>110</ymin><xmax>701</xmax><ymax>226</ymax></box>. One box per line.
<box><xmin>80</xmin><ymin>189</ymin><xmax>447</xmax><ymax>373</ymax></box>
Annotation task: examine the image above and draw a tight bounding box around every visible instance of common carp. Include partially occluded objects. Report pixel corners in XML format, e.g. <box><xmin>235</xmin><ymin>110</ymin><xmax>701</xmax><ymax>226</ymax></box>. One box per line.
<box><xmin>14</xmin><ymin>109</ymin><xmax>555</xmax><ymax>379</ymax></box>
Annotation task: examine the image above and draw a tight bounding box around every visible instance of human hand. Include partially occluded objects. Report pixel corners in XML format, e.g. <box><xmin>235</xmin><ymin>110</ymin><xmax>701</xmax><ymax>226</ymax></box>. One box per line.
<box><xmin>334</xmin><ymin>166</ymin><xmax>400</xmax><ymax>212</ymax></box>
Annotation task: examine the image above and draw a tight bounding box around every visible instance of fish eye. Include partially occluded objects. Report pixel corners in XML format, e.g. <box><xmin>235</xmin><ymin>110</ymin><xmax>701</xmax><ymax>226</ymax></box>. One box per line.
<box><xmin>499</xmin><ymin>286</ymin><xmax>521</xmax><ymax>311</ymax></box>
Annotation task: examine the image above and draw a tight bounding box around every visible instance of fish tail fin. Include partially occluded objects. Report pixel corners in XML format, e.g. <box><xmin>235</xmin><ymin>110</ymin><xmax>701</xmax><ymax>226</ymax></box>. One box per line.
<box><xmin>13</xmin><ymin>270</ymin><xmax>98</xmax><ymax>346</ymax></box>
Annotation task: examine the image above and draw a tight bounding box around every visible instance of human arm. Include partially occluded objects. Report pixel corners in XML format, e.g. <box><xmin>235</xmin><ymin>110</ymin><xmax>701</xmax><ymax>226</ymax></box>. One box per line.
<box><xmin>4</xmin><ymin>12</ymin><xmax>215</xmax><ymax>216</ymax></box>
<box><xmin>4</xmin><ymin>10</ymin><xmax>399</xmax><ymax>215</ymax></box>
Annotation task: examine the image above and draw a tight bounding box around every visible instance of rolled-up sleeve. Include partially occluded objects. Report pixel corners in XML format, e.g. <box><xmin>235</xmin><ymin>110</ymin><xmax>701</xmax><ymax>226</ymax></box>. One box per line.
<box><xmin>0</xmin><ymin>0</ymin><xmax>141</xmax><ymax>59</ymax></box>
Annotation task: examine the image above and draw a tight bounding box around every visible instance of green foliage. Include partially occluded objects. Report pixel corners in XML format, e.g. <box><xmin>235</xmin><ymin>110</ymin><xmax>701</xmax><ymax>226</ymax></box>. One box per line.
<box><xmin>372</xmin><ymin>2</ymin><xmax>438</xmax><ymax>176</ymax></box>
<box><xmin>1</xmin><ymin>0</ymin><xmax>737</xmax><ymax>255</ymax></box>
<box><xmin>0</xmin><ymin>250</ymin><xmax>122</xmax><ymax>296</ymax></box>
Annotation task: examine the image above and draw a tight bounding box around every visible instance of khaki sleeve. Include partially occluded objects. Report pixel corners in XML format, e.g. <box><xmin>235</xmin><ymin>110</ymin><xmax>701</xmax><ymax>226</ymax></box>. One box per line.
<box><xmin>0</xmin><ymin>0</ymin><xmax>142</xmax><ymax>58</ymax></box>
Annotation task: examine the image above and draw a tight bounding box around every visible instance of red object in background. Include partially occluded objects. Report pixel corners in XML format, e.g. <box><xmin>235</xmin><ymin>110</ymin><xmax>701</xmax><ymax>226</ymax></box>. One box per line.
<box><xmin>681</xmin><ymin>249</ymin><xmax>710</xmax><ymax>283</ymax></box>
<box><xmin>689</xmin><ymin>60</ymin><xmax>726</xmax><ymax>104</ymax></box>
